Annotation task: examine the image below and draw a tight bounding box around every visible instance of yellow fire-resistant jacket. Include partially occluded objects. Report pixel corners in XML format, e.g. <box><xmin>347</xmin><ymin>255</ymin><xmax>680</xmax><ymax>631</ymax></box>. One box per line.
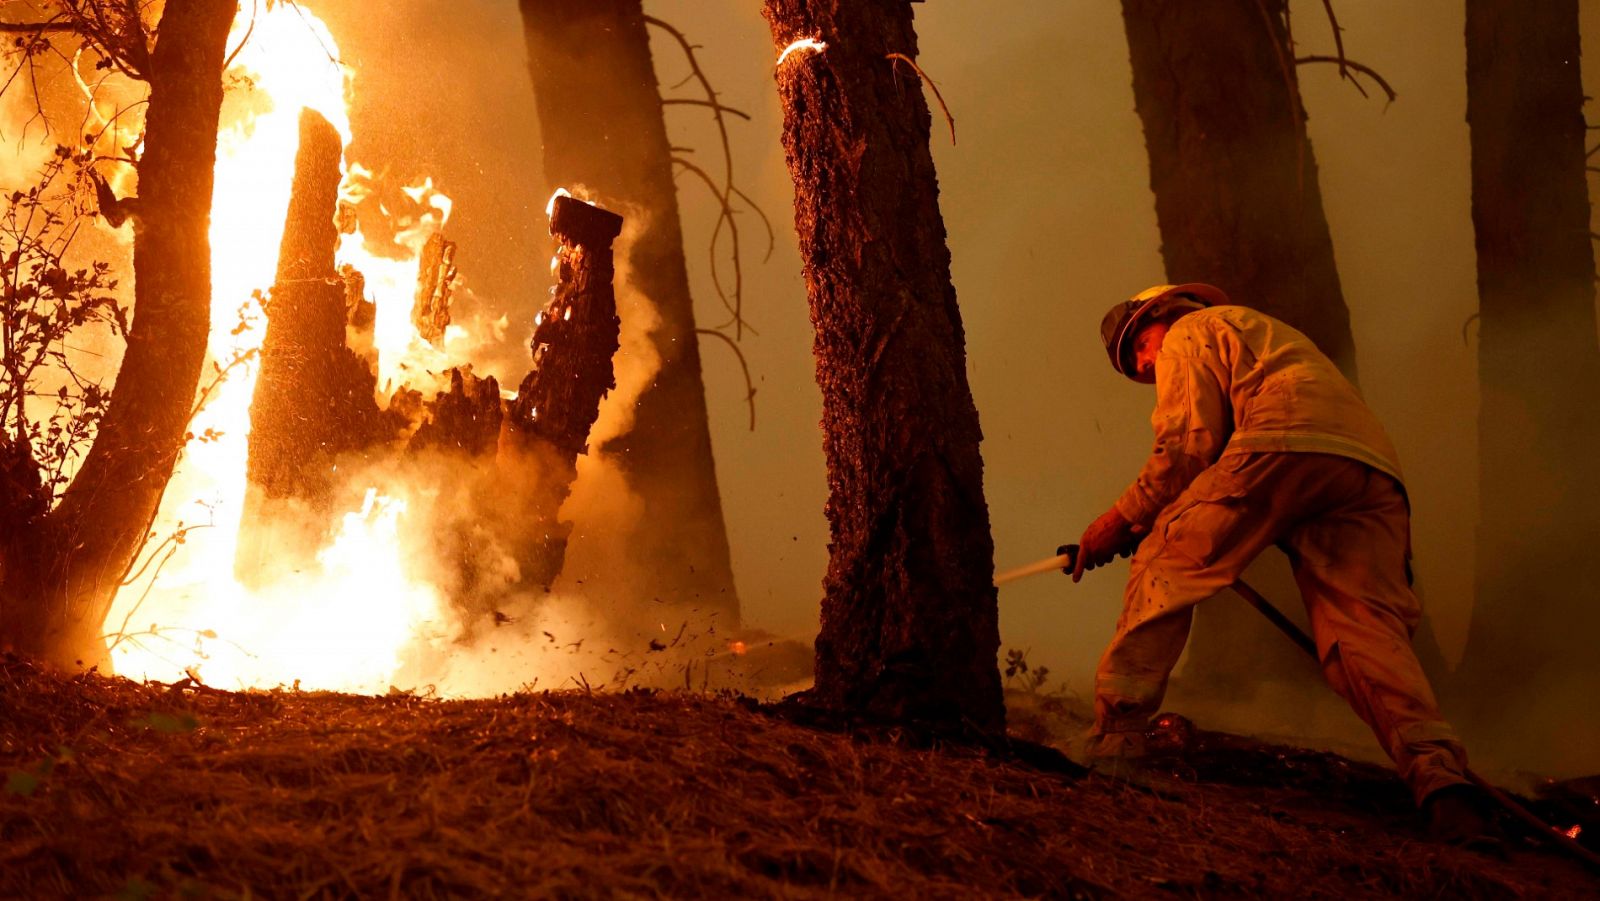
<box><xmin>1113</xmin><ymin>305</ymin><xmax>1404</xmax><ymax>529</ymax></box>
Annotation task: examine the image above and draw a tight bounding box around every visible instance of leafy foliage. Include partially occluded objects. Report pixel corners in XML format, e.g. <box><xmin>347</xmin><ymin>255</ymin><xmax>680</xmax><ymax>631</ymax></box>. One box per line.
<box><xmin>0</xmin><ymin>145</ymin><xmax>126</xmax><ymax>510</ymax></box>
<box><xmin>1003</xmin><ymin>647</ymin><xmax>1049</xmax><ymax>693</ymax></box>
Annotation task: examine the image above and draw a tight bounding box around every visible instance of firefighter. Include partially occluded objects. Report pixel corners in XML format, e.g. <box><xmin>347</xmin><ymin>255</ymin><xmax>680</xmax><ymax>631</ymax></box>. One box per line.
<box><xmin>1074</xmin><ymin>283</ymin><xmax>1494</xmax><ymax>845</ymax></box>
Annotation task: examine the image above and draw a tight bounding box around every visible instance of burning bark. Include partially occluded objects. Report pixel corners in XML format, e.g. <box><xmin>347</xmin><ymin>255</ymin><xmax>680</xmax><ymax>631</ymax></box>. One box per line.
<box><xmin>762</xmin><ymin>0</ymin><xmax>1003</xmax><ymax>729</ymax></box>
<box><xmin>520</xmin><ymin>0</ymin><xmax>741</xmax><ymax>621</ymax></box>
<box><xmin>411</xmin><ymin>232</ymin><xmax>458</xmax><ymax>346</ymax></box>
<box><xmin>408</xmin><ymin>368</ymin><xmax>502</xmax><ymax>458</ymax></box>
<box><xmin>0</xmin><ymin>0</ymin><xmax>237</xmax><ymax>668</ymax></box>
<box><xmin>238</xmin><ymin>109</ymin><xmax>386</xmax><ymax>584</ymax></box>
<box><xmin>500</xmin><ymin>194</ymin><xmax>623</xmax><ymax>593</ymax></box>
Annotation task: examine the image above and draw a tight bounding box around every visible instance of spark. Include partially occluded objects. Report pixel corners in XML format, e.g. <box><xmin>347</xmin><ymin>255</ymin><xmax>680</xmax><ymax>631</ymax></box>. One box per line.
<box><xmin>777</xmin><ymin>37</ymin><xmax>826</xmax><ymax>67</ymax></box>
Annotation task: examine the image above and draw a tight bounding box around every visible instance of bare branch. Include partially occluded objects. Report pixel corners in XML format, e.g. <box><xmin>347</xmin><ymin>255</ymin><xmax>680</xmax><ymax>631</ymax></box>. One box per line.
<box><xmin>695</xmin><ymin>328</ymin><xmax>756</xmax><ymax>431</ymax></box>
<box><xmin>671</xmin><ymin>155</ymin><xmax>752</xmax><ymax>334</ymax></box>
<box><xmin>1296</xmin><ymin>55</ymin><xmax>1397</xmax><ymax>103</ymax></box>
<box><xmin>885</xmin><ymin>52</ymin><xmax>956</xmax><ymax>146</ymax></box>
<box><xmin>644</xmin><ymin>14</ymin><xmax>752</xmax><ymax>339</ymax></box>
<box><xmin>661</xmin><ymin>98</ymin><xmax>751</xmax><ymax>121</ymax></box>
<box><xmin>0</xmin><ymin>21</ymin><xmax>78</xmax><ymax>33</ymax></box>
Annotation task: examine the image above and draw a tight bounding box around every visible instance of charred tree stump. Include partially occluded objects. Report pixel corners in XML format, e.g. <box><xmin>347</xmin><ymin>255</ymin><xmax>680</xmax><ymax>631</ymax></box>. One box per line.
<box><xmin>520</xmin><ymin>0</ymin><xmax>741</xmax><ymax>622</ymax></box>
<box><xmin>1455</xmin><ymin>0</ymin><xmax>1600</xmax><ymax>745</ymax></box>
<box><xmin>409</xmin><ymin>368</ymin><xmax>503</xmax><ymax>458</ymax></box>
<box><xmin>762</xmin><ymin>0</ymin><xmax>1003</xmax><ymax>730</ymax></box>
<box><xmin>500</xmin><ymin>195</ymin><xmax>623</xmax><ymax>592</ymax></box>
<box><xmin>0</xmin><ymin>0</ymin><xmax>236</xmax><ymax>668</ymax></box>
<box><xmin>1121</xmin><ymin>0</ymin><xmax>1361</xmax><ymax>698</ymax></box>
<box><xmin>237</xmin><ymin>109</ymin><xmax>385</xmax><ymax>584</ymax></box>
<box><xmin>412</xmin><ymin>232</ymin><xmax>457</xmax><ymax>346</ymax></box>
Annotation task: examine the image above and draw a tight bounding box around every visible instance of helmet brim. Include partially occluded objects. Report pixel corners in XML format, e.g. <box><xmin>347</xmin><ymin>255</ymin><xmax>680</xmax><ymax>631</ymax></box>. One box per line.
<box><xmin>1107</xmin><ymin>283</ymin><xmax>1228</xmax><ymax>379</ymax></box>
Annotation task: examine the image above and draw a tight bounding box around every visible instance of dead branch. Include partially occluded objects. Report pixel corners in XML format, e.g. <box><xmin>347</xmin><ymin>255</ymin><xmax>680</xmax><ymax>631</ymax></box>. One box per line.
<box><xmin>695</xmin><ymin>328</ymin><xmax>756</xmax><ymax>431</ymax></box>
<box><xmin>0</xmin><ymin>21</ymin><xmax>78</xmax><ymax>33</ymax></box>
<box><xmin>670</xmin><ymin>155</ymin><xmax>757</xmax><ymax>336</ymax></box>
<box><xmin>1295</xmin><ymin>55</ymin><xmax>1397</xmax><ymax>103</ymax></box>
<box><xmin>643</xmin><ymin>14</ymin><xmax>755</xmax><ymax>339</ymax></box>
<box><xmin>885</xmin><ymin>52</ymin><xmax>955</xmax><ymax>146</ymax></box>
<box><xmin>1316</xmin><ymin>0</ymin><xmax>1350</xmax><ymax>83</ymax></box>
<box><xmin>661</xmin><ymin>98</ymin><xmax>752</xmax><ymax>121</ymax></box>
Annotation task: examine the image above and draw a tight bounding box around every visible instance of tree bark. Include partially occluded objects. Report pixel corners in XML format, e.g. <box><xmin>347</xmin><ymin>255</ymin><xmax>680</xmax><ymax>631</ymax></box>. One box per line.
<box><xmin>0</xmin><ymin>0</ymin><xmax>236</xmax><ymax>667</ymax></box>
<box><xmin>762</xmin><ymin>0</ymin><xmax>1002</xmax><ymax>729</ymax></box>
<box><xmin>237</xmin><ymin>110</ymin><xmax>385</xmax><ymax>586</ymax></box>
<box><xmin>519</xmin><ymin>0</ymin><xmax>739</xmax><ymax>623</ymax></box>
<box><xmin>1121</xmin><ymin>0</ymin><xmax>1356</xmax><ymax>373</ymax></box>
<box><xmin>1456</xmin><ymin>0</ymin><xmax>1600</xmax><ymax>736</ymax></box>
<box><xmin>1121</xmin><ymin>0</ymin><xmax>1359</xmax><ymax>696</ymax></box>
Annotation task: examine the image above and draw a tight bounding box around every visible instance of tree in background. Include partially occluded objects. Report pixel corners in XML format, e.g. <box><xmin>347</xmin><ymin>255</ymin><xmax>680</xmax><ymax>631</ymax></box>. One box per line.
<box><xmin>762</xmin><ymin>0</ymin><xmax>1002</xmax><ymax>729</ymax></box>
<box><xmin>1455</xmin><ymin>0</ymin><xmax>1600</xmax><ymax>753</ymax></box>
<box><xmin>1120</xmin><ymin>0</ymin><xmax>1402</xmax><ymax>699</ymax></box>
<box><xmin>519</xmin><ymin>0</ymin><xmax>742</xmax><ymax>625</ymax></box>
<box><xmin>0</xmin><ymin>0</ymin><xmax>237</xmax><ymax>667</ymax></box>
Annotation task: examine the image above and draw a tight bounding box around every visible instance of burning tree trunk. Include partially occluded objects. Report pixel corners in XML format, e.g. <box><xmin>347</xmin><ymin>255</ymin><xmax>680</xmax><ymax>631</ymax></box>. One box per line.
<box><xmin>762</xmin><ymin>1</ymin><xmax>1003</xmax><ymax>729</ymax></box>
<box><xmin>500</xmin><ymin>195</ymin><xmax>624</xmax><ymax>592</ymax></box>
<box><xmin>237</xmin><ymin>110</ymin><xmax>385</xmax><ymax>585</ymax></box>
<box><xmin>0</xmin><ymin>0</ymin><xmax>236</xmax><ymax>668</ymax></box>
<box><xmin>1120</xmin><ymin>0</ymin><xmax>1358</xmax><ymax>697</ymax></box>
<box><xmin>519</xmin><ymin>0</ymin><xmax>740</xmax><ymax>621</ymax></box>
<box><xmin>1455</xmin><ymin>0</ymin><xmax>1600</xmax><ymax>740</ymax></box>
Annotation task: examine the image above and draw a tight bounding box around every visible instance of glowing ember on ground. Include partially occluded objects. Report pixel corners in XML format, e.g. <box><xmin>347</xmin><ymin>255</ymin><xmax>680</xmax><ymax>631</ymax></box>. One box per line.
<box><xmin>1566</xmin><ymin>824</ymin><xmax>1583</xmax><ymax>839</ymax></box>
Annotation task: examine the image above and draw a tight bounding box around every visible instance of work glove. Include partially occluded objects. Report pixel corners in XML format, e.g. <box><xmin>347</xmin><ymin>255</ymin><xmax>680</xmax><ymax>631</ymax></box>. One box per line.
<box><xmin>1071</xmin><ymin>507</ymin><xmax>1137</xmax><ymax>582</ymax></box>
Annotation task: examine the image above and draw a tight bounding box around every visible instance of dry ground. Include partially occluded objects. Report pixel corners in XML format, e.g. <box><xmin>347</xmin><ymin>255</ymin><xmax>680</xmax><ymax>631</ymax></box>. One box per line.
<box><xmin>1</xmin><ymin>655</ymin><xmax>1595</xmax><ymax>899</ymax></box>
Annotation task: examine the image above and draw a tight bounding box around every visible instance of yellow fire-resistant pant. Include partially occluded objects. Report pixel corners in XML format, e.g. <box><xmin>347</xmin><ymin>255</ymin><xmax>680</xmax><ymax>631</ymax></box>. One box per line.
<box><xmin>1095</xmin><ymin>452</ymin><xmax>1470</xmax><ymax>804</ymax></box>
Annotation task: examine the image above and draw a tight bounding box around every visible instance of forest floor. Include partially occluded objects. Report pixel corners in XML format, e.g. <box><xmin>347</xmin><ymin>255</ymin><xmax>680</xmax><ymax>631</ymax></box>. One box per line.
<box><xmin>1</xmin><ymin>654</ymin><xmax>1596</xmax><ymax>899</ymax></box>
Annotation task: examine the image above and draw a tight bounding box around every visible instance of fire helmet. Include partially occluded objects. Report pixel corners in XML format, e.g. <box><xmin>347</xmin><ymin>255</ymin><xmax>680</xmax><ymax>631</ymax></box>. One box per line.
<box><xmin>1099</xmin><ymin>282</ymin><xmax>1230</xmax><ymax>380</ymax></box>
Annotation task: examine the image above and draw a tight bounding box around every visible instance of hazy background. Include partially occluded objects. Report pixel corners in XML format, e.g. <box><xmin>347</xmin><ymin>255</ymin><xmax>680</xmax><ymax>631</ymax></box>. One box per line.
<box><xmin>253</xmin><ymin>1</ymin><xmax>1597</xmax><ymax>759</ymax></box>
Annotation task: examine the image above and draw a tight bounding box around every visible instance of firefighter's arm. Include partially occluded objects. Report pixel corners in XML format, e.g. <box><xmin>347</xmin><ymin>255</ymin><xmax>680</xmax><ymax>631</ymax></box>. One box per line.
<box><xmin>1111</xmin><ymin>351</ymin><xmax>1230</xmax><ymax>530</ymax></box>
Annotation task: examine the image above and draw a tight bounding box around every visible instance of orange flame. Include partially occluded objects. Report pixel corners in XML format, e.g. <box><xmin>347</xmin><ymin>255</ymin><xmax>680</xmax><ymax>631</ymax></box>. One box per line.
<box><xmin>106</xmin><ymin>4</ymin><xmax>465</xmax><ymax>693</ymax></box>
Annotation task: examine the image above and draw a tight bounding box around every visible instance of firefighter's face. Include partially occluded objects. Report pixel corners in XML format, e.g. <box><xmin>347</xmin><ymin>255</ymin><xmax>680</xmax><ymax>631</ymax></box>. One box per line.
<box><xmin>1131</xmin><ymin>322</ymin><xmax>1170</xmax><ymax>384</ymax></box>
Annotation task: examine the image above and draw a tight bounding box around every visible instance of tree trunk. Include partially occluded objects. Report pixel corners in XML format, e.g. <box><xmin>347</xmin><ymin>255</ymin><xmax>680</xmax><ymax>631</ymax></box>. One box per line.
<box><xmin>0</xmin><ymin>0</ymin><xmax>236</xmax><ymax>668</ymax></box>
<box><xmin>519</xmin><ymin>0</ymin><xmax>739</xmax><ymax>623</ymax></box>
<box><xmin>501</xmin><ymin>195</ymin><xmax>624</xmax><ymax>593</ymax></box>
<box><xmin>237</xmin><ymin>109</ymin><xmax>385</xmax><ymax>586</ymax></box>
<box><xmin>1121</xmin><ymin>0</ymin><xmax>1357</xmax><ymax>698</ymax></box>
<box><xmin>762</xmin><ymin>0</ymin><xmax>1002</xmax><ymax>729</ymax></box>
<box><xmin>1120</xmin><ymin>0</ymin><xmax>1356</xmax><ymax>373</ymax></box>
<box><xmin>1456</xmin><ymin>0</ymin><xmax>1600</xmax><ymax>739</ymax></box>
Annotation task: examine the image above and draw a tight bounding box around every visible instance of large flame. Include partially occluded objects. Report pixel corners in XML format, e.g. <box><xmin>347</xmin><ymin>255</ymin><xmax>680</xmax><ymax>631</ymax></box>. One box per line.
<box><xmin>105</xmin><ymin>5</ymin><xmax>464</xmax><ymax>693</ymax></box>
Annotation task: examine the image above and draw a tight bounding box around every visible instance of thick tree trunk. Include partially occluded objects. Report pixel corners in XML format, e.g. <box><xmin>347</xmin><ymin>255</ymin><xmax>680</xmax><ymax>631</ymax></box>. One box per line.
<box><xmin>762</xmin><ymin>0</ymin><xmax>1002</xmax><ymax>729</ymax></box>
<box><xmin>519</xmin><ymin>0</ymin><xmax>739</xmax><ymax>622</ymax></box>
<box><xmin>1121</xmin><ymin>0</ymin><xmax>1357</xmax><ymax>697</ymax></box>
<box><xmin>237</xmin><ymin>110</ymin><xmax>385</xmax><ymax>586</ymax></box>
<box><xmin>1457</xmin><ymin>0</ymin><xmax>1600</xmax><ymax>738</ymax></box>
<box><xmin>1121</xmin><ymin>0</ymin><xmax>1356</xmax><ymax>373</ymax></box>
<box><xmin>0</xmin><ymin>0</ymin><xmax>236</xmax><ymax>668</ymax></box>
